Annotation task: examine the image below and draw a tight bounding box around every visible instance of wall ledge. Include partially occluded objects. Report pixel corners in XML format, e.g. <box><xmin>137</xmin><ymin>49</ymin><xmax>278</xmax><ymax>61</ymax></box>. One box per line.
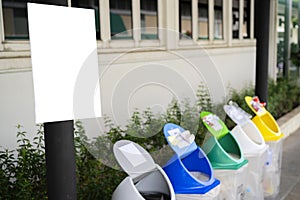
<box><xmin>278</xmin><ymin>105</ymin><xmax>300</xmax><ymax>138</ymax></box>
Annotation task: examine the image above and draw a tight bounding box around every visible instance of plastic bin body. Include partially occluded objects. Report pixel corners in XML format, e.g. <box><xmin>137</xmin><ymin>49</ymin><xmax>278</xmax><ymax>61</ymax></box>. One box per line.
<box><xmin>263</xmin><ymin>139</ymin><xmax>283</xmax><ymax>199</ymax></box>
<box><xmin>224</xmin><ymin>102</ymin><xmax>269</xmax><ymax>199</ymax></box>
<box><xmin>231</xmin><ymin>122</ymin><xmax>268</xmax><ymax>200</ymax></box>
<box><xmin>112</xmin><ymin>140</ymin><xmax>175</xmax><ymax>200</ymax></box>
<box><xmin>214</xmin><ymin>164</ymin><xmax>248</xmax><ymax>200</ymax></box>
<box><xmin>202</xmin><ymin>133</ymin><xmax>249</xmax><ymax>200</ymax></box>
<box><xmin>251</xmin><ymin>109</ymin><xmax>284</xmax><ymax>197</ymax></box>
<box><xmin>163</xmin><ymin>123</ymin><xmax>220</xmax><ymax>199</ymax></box>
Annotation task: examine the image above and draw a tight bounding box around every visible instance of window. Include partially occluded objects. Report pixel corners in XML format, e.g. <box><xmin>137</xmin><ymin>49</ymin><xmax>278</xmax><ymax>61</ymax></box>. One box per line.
<box><xmin>109</xmin><ymin>0</ymin><xmax>133</xmax><ymax>39</ymax></box>
<box><xmin>232</xmin><ymin>0</ymin><xmax>239</xmax><ymax>39</ymax></box>
<box><xmin>0</xmin><ymin>0</ymin><xmax>255</xmax><ymax>50</ymax></box>
<box><xmin>2</xmin><ymin>0</ymin><xmax>67</xmax><ymax>40</ymax></box>
<box><xmin>140</xmin><ymin>0</ymin><xmax>158</xmax><ymax>40</ymax></box>
<box><xmin>71</xmin><ymin>0</ymin><xmax>100</xmax><ymax>40</ymax></box>
<box><xmin>198</xmin><ymin>0</ymin><xmax>208</xmax><ymax>40</ymax></box>
<box><xmin>179</xmin><ymin>0</ymin><xmax>192</xmax><ymax>39</ymax></box>
<box><xmin>243</xmin><ymin>0</ymin><xmax>250</xmax><ymax>38</ymax></box>
<box><xmin>214</xmin><ymin>0</ymin><xmax>223</xmax><ymax>39</ymax></box>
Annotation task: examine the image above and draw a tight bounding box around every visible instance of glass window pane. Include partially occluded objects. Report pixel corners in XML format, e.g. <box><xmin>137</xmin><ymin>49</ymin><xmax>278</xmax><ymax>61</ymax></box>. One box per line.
<box><xmin>140</xmin><ymin>0</ymin><xmax>158</xmax><ymax>40</ymax></box>
<box><xmin>243</xmin><ymin>0</ymin><xmax>250</xmax><ymax>38</ymax></box>
<box><xmin>109</xmin><ymin>0</ymin><xmax>133</xmax><ymax>39</ymax></box>
<box><xmin>214</xmin><ymin>0</ymin><xmax>223</xmax><ymax>39</ymax></box>
<box><xmin>232</xmin><ymin>0</ymin><xmax>239</xmax><ymax>39</ymax></box>
<box><xmin>2</xmin><ymin>0</ymin><xmax>68</xmax><ymax>40</ymax></box>
<box><xmin>198</xmin><ymin>0</ymin><xmax>208</xmax><ymax>40</ymax></box>
<box><xmin>71</xmin><ymin>0</ymin><xmax>100</xmax><ymax>40</ymax></box>
<box><xmin>179</xmin><ymin>0</ymin><xmax>192</xmax><ymax>39</ymax></box>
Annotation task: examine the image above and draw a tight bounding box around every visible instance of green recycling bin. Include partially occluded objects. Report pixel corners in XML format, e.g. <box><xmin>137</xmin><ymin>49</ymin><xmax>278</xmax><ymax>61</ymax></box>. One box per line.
<box><xmin>201</xmin><ymin>111</ymin><xmax>248</xmax><ymax>200</ymax></box>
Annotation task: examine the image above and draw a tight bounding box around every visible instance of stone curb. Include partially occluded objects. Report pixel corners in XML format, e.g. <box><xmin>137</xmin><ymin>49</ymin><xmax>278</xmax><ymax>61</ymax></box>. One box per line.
<box><xmin>277</xmin><ymin>105</ymin><xmax>300</xmax><ymax>139</ymax></box>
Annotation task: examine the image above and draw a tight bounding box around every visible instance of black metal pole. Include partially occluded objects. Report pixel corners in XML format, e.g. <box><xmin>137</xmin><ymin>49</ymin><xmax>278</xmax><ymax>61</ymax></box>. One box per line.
<box><xmin>284</xmin><ymin>0</ymin><xmax>292</xmax><ymax>78</ymax></box>
<box><xmin>44</xmin><ymin>120</ymin><xmax>77</xmax><ymax>200</ymax></box>
<box><xmin>254</xmin><ymin>0</ymin><xmax>271</xmax><ymax>103</ymax></box>
<box><xmin>298</xmin><ymin>0</ymin><xmax>300</xmax><ymax>49</ymax></box>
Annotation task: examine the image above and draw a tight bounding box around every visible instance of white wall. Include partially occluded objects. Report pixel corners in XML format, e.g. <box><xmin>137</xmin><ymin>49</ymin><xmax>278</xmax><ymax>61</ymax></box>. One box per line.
<box><xmin>0</xmin><ymin>71</ymin><xmax>36</xmax><ymax>149</ymax></box>
<box><xmin>0</xmin><ymin>46</ymin><xmax>256</xmax><ymax>149</ymax></box>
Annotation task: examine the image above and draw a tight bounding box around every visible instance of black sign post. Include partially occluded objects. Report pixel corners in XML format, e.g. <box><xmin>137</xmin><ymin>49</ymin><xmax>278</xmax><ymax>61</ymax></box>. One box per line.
<box><xmin>44</xmin><ymin>120</ymin><xmax>77</xmax><ymax>199</ymax></box>
<box><xmin>254</xmin><ymin>0</ymin><xmax>271</xmax><ymax>103</ymax></box>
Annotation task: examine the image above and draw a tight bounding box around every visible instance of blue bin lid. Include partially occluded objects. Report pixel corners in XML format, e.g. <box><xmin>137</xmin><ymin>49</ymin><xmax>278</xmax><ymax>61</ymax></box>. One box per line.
<box><xmin>163</xmin><ymin>123</ymin><xmax>197</xmax><ymax>159</ymax></box>
<box><xmin>224</xmin><ymin>101</ymin><xmax>252</xmax><ymax>126</ymax></box>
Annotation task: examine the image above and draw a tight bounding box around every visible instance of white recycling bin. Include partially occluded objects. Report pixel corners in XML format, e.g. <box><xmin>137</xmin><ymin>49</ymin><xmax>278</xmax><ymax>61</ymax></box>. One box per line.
<box><xmin>224</xmin><ymin>101</ymin><xmax>268</xmax><ymax>199</ymax></box>
<box><xmin>112</xmin><ymin>140</ymin><xmax>176</xmax><ymax>200</ymax></box>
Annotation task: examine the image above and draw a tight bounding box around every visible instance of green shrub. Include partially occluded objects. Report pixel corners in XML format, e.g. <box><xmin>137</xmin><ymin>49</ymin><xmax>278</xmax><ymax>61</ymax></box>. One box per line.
<box><xmin>228</xmin><ymin>78</ymin><xmax>300</xmax><ymax>121</ymax></box>
<box><xmin>268</xmin><ymin>78</ymin><xmax>300</xmax><ymax>118</ymax></box>
<box><xmin>0</xmin><ymin>124</ymin><xmax>47</xmax><ymax>200</ymax></box>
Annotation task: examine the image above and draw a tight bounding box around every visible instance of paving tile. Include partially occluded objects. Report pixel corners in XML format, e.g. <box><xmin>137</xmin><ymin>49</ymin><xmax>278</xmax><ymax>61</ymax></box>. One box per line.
<box><xmin>277</xmin><ymin>129</ymin><xmax>300</xmax><ymax>200</ymax></box>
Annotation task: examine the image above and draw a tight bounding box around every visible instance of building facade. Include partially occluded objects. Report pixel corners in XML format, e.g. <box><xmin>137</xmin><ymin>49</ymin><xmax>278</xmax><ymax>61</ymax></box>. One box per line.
<box><xmin>0</xmin><ymin>0</ymin><xmax>278</xmax><ymax>149</ymax></box>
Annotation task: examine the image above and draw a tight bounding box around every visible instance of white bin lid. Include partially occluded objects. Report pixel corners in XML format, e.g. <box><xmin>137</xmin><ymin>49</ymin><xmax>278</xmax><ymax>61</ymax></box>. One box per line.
<box><xmin>224</xmin><ymin>101</ymin><xmax>252</xmax><ymax>126</ymax></box>
<box><xmin>113</xmin><ymin>140</ymin><xmax>156</xmax><ymax>179</ymax></box>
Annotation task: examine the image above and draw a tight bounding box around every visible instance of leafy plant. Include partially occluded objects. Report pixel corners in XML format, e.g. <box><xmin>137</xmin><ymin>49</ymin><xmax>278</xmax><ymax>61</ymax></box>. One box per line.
<box><xmin>0</xmin><ymin>124</ymin><xmax>47</xmax><ymax>200</ymax></box>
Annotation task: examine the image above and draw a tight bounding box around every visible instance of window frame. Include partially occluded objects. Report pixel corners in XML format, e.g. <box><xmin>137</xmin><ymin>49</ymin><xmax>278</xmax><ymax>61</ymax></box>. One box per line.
<box><xmin>0</xmin><ymin>0</ymin><xmax>255</xmax><ymax>53</ymax></box>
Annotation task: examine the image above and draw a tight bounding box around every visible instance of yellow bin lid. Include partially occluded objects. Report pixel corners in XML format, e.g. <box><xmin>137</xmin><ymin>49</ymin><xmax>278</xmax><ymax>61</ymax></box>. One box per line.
<box><xmin>245</xmin><ymin>96</ymin><xmax>284</xmax><ymax>141</ymax></box>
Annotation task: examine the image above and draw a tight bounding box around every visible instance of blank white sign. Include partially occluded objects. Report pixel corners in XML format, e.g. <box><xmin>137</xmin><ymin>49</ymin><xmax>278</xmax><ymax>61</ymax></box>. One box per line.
<box><xmin>28</xmin><ymin>3</ymin><xmax>101</xmax><ymax>123</ymax></box>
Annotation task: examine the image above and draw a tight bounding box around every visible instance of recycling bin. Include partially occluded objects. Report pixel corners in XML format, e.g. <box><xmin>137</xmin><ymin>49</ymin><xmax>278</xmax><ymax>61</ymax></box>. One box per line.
<box><xmin>201</xmin><ymin>111</ymin><xmax>248</xmax><ymax>200</ymax></box>
<box><xmin>163</xmin><ymin>123</ymin><xmax>220</xmax><ymax>200</ymax></box>
<box><xmin>224</xmin><ymin>101</ymin><xmax>269</xmax><ymax>199</ymax></box>
<box><xmin>112</xmin><ymin>140</ymin><xmax>176</xmax><ymax>200</ymax></box>
<box><xmin>245</xmin><ymin>96</ymin><xmax>284</xmax><ymax>199</ymax></box>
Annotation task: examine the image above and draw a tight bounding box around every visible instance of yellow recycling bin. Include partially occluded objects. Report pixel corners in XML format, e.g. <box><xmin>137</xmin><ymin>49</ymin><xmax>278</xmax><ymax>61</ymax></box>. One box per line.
<box><xmin>245</xmin><ymin>96</ymin><xmax>284</xmax><ymax>199</ymax></box>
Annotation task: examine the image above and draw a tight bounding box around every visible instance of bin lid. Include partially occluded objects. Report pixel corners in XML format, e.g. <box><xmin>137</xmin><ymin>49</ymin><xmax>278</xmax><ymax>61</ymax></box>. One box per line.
<box><xmin>163</xmin><ymin>123</ymin><xmax>197</xmax><ymax>159</ymax></box>
<box><xmin>200</xmin><ymin>111</ymin><xmax>229</xmax><ymax>139</ymax></box>
<box><xmin>245</xmin><ymin>96</ymin><xmax>267</xmax><ymax>116</ymax></box>
<box><xmin>113</xmin><ymin>140</ymin><xmax>156</xmax><ymax>179</ymax></box>
<box><xmin>224</xmin><ymin>101</ymin><xmax>252</xmax><ymax>126</ymax></box>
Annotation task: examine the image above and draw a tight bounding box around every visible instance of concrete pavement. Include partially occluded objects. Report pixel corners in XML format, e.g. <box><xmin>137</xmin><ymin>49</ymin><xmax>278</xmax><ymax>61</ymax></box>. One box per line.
<box><xmin>276</xmin><ymin>128</ymin><xmax>300</xmax><ymax>200</ymax></box>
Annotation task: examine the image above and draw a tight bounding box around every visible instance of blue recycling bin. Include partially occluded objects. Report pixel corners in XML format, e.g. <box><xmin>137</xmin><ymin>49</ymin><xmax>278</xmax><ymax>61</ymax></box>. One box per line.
<box><xmin>162</xmin><ymin>123</ymin><xmax>220</xmax><ymax>200</ymax></box>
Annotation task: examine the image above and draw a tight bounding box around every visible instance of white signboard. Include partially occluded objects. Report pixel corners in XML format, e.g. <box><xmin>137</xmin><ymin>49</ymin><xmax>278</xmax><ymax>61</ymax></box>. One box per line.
<box><xmin>28</xmin><ymin>3</ymin><xmax>101</xmax><ymax>123</ymax></box>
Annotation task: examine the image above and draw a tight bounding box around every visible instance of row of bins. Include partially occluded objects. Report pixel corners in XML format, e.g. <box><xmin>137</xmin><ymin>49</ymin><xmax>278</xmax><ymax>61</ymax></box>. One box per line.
<box><xmin>112</xmin><ymin>96</ymin><xmax>284</xmax><ymax>200</ymax></box>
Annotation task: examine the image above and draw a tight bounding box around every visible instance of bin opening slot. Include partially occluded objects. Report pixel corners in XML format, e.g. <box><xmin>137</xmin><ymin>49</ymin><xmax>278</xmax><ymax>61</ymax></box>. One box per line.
<box><xmin>190</xmin><ymin>171</ymin><xmax>210</xmax><ymax>182</ymax></box>
<box><xmin>219</xmin><ymin>134</ymin><xmax>241</xmax><ymax>159</ymax></box>
<box><xmin>135</xmin><ymin>169</ymin><xmax>171</xmax><ymax>199</ymax></box>
<box><xmin>140</xmin><ymin>192</ymin><xmax>171</xmax><ymax>200</ymax></box>
<box><xmin>241</xmin><ymin>122</ymin><xmax>263</xmax><ymax>145</ymax></box>
<box><xmin>181</xmin><ymin>148</ymin><xmax>213</xmax><ymax>182</ymax></box>
<box><xmin>261</xmin><ymin>113</ymin><xmax>279</xmax><ymax>133</ymax></box>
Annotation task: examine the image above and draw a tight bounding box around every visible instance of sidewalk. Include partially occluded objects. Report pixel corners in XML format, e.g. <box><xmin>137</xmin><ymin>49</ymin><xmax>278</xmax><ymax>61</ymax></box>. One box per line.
<box><xmin>276</xmin><ymin>128</ymin><xmax>300</xmax><ymax>200</ymax></box>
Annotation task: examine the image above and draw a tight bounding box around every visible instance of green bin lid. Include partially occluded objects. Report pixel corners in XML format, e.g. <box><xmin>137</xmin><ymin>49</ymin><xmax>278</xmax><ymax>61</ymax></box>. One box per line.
<box><xmin>200</xmin><ymin>111</ymin><xmax>229</xmax><ymax>139</ymax></box>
